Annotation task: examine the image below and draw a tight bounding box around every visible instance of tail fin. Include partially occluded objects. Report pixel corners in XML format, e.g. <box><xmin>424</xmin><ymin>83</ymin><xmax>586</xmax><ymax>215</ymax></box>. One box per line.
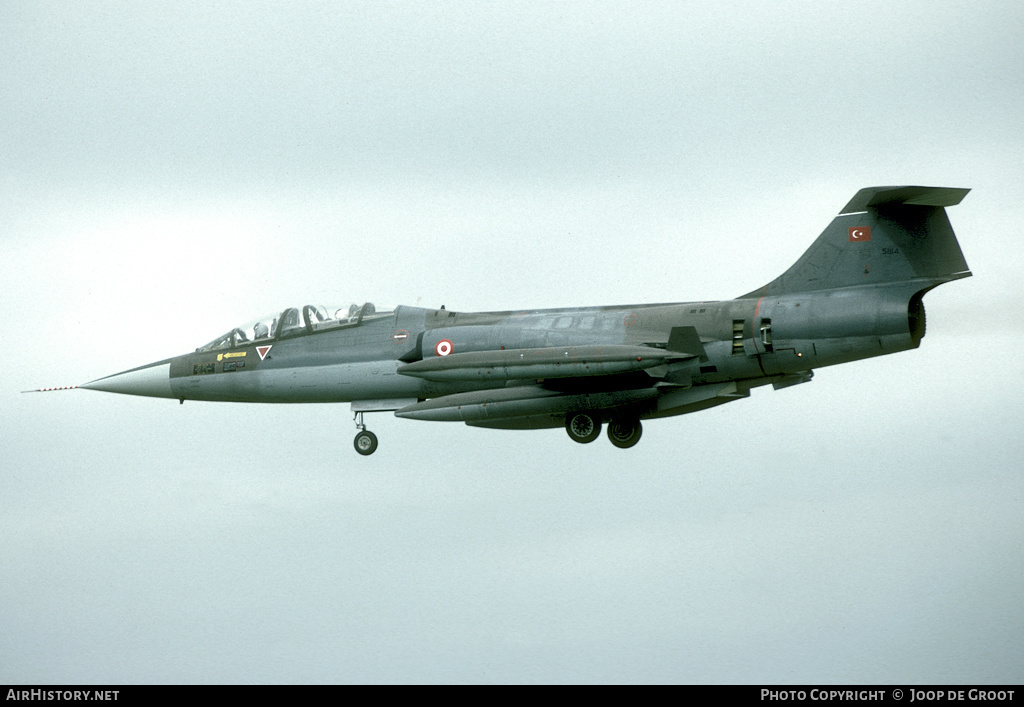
<box><xmin>743</xmin><ymin>186</ymin><xmax>971</xmax><ymax>298</ymax></box>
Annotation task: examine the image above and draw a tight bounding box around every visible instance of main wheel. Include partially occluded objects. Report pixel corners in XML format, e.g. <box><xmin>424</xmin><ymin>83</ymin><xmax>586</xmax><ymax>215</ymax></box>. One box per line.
<box><xmin>565</xmin><ymin>412</ymin><xmax>601</xmax><ymax>444</ymax></box>
<box><xmin>607</xmin><ymin>417</ymin><xmax>642</xmax><ymax>449</ymax></box>
<box><xmin>354</xmin><ymin>430</ymin><xmax>378</xmax><ymax>456</ymax></box>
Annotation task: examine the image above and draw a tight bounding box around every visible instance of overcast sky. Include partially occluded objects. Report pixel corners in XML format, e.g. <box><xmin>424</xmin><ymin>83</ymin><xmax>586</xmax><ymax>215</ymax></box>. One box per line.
<box><xmin>2</xmin><ymin>0</ymin><xmax>1023</xmax><ymax>684</ymax></box>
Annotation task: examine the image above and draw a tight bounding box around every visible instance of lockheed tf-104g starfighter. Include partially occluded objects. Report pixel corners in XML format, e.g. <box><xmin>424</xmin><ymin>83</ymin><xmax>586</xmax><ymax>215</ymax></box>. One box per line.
<box><xmin>49</xmin><ymin>186</ymin><xmax>971</xmax><ymax>455</ymax></box>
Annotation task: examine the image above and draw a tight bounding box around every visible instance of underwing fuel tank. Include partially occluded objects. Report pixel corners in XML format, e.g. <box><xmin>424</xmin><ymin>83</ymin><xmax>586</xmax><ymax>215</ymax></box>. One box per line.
<box><xmin>394</xmin><ymin>385</ymin><xmax>662</xmax><ymax>422</ymax></box>
<box><xmin>397</xmin><ymin>345</ymin><xmax>684</xmax><ymax>382</ymax></box>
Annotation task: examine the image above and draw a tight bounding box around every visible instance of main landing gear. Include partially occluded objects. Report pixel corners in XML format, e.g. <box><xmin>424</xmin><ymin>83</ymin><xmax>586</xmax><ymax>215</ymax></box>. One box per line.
<box><xmin>606</xmin><ymin>416</ymin><xmax>643</xmax><ymax>449</ymax></box>
<box><xmin>565</xmin><ymin>411</ymin><xmax>601</xmax><ymax>444</ymax></box>
<box><xmin>565</xmin><ymin>412</ymin><xmax>643</xmax><ymax>449</ymax></box>
<box><xmin>353</xmin><ymin>411</ymin><xmax>378</xmax><ymax>456</ymax></box>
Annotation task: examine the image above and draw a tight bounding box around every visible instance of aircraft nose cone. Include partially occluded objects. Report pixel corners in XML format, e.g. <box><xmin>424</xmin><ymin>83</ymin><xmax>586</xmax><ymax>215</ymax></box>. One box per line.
<box><xmin>80</xmin><ymin>359</ymin><xmax>174</xmax><ymax>399</ymax></box>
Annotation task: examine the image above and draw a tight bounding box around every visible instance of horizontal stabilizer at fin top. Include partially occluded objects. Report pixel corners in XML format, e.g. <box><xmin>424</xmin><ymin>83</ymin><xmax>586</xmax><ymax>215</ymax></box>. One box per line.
<box><xmin>841</xmin><ymin>186</ymin><xmax>970</xmax><ymax>213</ymax></box>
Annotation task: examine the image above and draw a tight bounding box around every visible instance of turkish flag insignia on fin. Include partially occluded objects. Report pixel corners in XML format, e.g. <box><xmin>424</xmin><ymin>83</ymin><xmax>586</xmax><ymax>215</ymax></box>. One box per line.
<box><xmin>849</xmin><ymin>227</ymin><xmax>871</xmax><ymax>242</ymax></box>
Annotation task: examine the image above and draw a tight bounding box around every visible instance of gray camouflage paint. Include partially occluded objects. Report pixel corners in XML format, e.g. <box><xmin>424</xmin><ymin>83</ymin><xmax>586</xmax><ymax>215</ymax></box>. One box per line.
<box><xmin>81</xmin><ymin>186</ymin><xmax>971</xmax><ymax>440</ymax></box>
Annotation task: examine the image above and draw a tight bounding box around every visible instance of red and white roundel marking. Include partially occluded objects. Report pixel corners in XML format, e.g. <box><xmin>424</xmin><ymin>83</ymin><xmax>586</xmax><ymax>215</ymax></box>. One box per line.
<box><xmin>434</xmin><ymin>339</ymin><xmax>454</xmax><ymax>356</ymax></box>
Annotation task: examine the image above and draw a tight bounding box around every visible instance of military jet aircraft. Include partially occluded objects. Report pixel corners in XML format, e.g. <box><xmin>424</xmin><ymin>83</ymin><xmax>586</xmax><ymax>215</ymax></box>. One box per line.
<box><xmin>48</xmin><ymin>185</ymin><xmax>971</xmax><ymax>455</ymax></box>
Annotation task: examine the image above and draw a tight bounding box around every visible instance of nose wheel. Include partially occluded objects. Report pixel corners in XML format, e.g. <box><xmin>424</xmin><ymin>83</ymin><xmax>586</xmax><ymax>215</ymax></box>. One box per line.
<box><xmin>353</xmin><ymin>412</ymin><xmax>378</xmax><ymax>456</ymax></box>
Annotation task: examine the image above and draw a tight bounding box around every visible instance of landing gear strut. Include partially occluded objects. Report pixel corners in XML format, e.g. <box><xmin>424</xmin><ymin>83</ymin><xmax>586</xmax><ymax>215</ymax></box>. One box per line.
<box><xmin>353</xmin><ymin>411</ymin><xmax>378</xmax><ymax>456</ymax></box>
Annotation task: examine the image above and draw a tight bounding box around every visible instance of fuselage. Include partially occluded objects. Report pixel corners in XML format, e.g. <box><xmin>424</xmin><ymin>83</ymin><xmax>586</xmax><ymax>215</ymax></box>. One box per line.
<box><xmin>88</xmin><ymin>278</ymin><xmax>934</xmax><ymax>419</ymax></box>
<box><xmin>72</xmin><ymin>185</ymin><xmax>971</xmax><ymax>452</ymax></box>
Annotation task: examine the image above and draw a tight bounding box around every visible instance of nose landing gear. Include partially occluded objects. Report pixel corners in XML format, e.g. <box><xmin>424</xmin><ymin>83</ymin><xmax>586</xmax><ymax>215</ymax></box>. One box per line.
<box><xmin>353</xmin><ymin>411</ymin><xmax>378</xmax><ymax>456</ymax></box>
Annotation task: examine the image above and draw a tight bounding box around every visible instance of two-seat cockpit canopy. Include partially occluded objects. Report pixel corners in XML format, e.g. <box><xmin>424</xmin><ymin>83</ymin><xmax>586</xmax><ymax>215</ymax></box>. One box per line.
<box><xmin>197</xmin><ymin>302</ymin><xmax>393</xmax><ymax>352</ymax></box>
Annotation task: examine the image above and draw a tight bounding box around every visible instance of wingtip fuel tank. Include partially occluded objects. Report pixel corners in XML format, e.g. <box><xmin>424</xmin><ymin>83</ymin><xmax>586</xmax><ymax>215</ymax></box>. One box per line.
<box><xmin>396</xmin><ymin>345</ymin><xmax>687</xmax><ymax>383</ymax></box>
